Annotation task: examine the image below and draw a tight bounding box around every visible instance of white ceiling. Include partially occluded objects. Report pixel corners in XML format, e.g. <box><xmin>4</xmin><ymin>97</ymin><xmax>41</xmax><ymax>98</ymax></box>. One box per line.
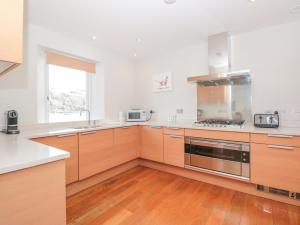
<box><xmin>26</xmin><ymin>0</ymin><xmax>300</xmax><ymax>59</ymax></box>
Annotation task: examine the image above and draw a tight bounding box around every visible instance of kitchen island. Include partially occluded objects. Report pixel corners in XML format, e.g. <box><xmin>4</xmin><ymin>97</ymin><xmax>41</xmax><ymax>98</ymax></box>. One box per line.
<box><xmin>0</xmin><ymin>132</ymin><xmax>69</xmax><ymax>225</ymax></box>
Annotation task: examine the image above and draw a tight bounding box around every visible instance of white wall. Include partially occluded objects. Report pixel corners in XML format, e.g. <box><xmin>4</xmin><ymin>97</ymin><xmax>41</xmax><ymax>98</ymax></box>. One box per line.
<box><xmin>134</xmin><ymin>20</ymin><xmax>300</xmax><ymax>126</ymax></box>
<box><xmin>232</xmin><ymin>20</ymin><xmax>300</xmax><ymax>126</ymax></box>
<box><xmin>0</xmin><ymin>23</ymin><xmax>135</xmax><ymax>126</ymax></box>
<box><xmin>1</xmin><ymin>20</ymin><xmax>300</xmax><ymax>127</ymax></box>
<box><xmin>134</xmin><ymin>44</ymin><xmax>208</xmax><ymax>121</ymax></box>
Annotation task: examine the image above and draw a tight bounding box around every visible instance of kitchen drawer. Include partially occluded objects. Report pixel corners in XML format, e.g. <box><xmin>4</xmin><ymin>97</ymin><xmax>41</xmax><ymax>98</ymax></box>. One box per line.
<box><xmin>185</xmin><ymin>129</ymin><xmax>250</xmax><ymax>142</ymax></box>
<box><xmin>163</xmin><ymin>127</ymin><xmax>184</xmax><ymax>136</ymax></box>
<box><xmin>251</xmin><ymin>143</ymin><xmax>300</xmax><ymax>192</ymax></box>
<box><xmin>251</xmin><ymin>133</ymin><xmax>300</xmax><ymax>147</ymax></box>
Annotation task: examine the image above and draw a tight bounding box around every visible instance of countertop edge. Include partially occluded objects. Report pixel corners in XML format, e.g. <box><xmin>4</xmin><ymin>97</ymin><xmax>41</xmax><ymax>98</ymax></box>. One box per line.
<box><xmin>0</xmin><ymin>151</ymin><xmax>70</xmax><ymax>175</ymax></box>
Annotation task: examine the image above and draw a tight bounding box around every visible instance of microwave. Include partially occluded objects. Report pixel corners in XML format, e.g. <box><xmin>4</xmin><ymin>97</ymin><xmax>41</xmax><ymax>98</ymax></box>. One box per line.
<box><xmin>127</xmin><ymin>110</ymin><xmax>147</xmax><ymax>122</ymax></box>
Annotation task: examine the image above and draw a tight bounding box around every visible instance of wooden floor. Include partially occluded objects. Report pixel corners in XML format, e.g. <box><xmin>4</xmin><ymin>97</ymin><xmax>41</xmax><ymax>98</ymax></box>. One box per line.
<box><xmin>67</xmin><ymin>166</ymin><xmax>300</xmax><ymax>225</ymax></box>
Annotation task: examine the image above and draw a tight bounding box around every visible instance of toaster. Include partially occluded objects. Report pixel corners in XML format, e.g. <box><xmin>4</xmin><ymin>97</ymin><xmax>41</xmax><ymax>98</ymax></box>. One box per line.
<box><xmin>254</xmin><ymin>112</ymin><xmax>279</xmax><ymax>128</ymax></box>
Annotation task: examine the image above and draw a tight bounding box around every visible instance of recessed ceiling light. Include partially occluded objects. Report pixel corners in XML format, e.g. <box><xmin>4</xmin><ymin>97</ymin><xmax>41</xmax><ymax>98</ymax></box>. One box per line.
<box><xmin>164</xmin><ymin>0</ymin><xmax>176</xmax><ymax>4</ymax></box>
<box><xmin>133</xmin><ymin>53</ymin><xmax>137</xmax><ymax>57</ymax></box>
<box><xmin>92</xmin><ymin>36</ymin><xmax>97</xmax><ymax>40</ymax></box>
<box><xmin>136</xmin><ymin>38</ymin><xmax>142</xmax><ymax>43</ymax></box>
<box><xmin>248</xmin><ymin>0</ymin><xmax>255</xmax><ymax>3</ymax></box>
<box><xmin>290</xmin><ymin>5</ymin><xmax>300</xmax><ymax>14</ymax></box>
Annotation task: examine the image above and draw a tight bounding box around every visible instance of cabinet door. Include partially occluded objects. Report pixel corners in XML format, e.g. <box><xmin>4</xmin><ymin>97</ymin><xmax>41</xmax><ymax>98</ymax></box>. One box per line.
<box><xmin>251</xmin><ymin>143</ymin><xmax>300</xmax><ymax>192</ymax></box>
<box><xmin>32</xmin><ymin>134</ymin><xmax>79</xmax><ymax>185</ymax></box>
<box><xmin>114</xmin><ymin>126</ymin><xmax>139</xmax><ymax>164</ymax></box>
<box><xmin>0</xmin><ymin>0</ymin><xmax>23</xmax><ymax>63</ymax></box>
<box><xmin>140</xmin><ymin>126</ymin><xmax>164</xmax><ymax>162</ymax></box>
<box><xmin>164</xmin><ymin>135</ymin><xmax>184</xmax><ymax>167</ymax></box>
<box><xmin>79</xmin><ymin>129</ymin><xmax>114</xmax><ymax>180</ymax></box>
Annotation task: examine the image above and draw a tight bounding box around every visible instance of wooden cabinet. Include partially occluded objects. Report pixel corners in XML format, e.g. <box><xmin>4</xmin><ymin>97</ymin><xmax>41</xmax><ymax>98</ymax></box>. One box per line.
<box><xmin>140</xmin><ymin>126</ymin><xmax>164</xmax><ymax>162</ymax></box>
<box><xmin>0</xmin><ymin>0</ymin><xmax>23</xmax><ymax>75</ymax></box>
<box><xmin>185</xmin><ymin>129</ymin><xmax>250</xmax><ymax>142</ymax></box>
<box><xmin>114</xmin><ymin>126</ymin><xmax>139</xmax><ymax>164</ymax></box>
<box><xmin>32</xmin><ymin>134</ymin><xmax>79</xmax><ymax>185</ymax></box>
<box><xmin>164</xmin><ymin>134</ymin><xmax>184</xmax><ymax>167</ymax></box>
<box><xmin>251</xmin><ymin>143</ymin><xmax>300</xmax><ymax>192</ymax></box>
<box><xmin>79</xmin><ymin>129</ymin><xmax>114</xmax><ymax>180</ymax></box>
<box><xmin>0</xmin><ymin>161</ymin><xmax>66</xmax><ymax>225</ymax></box>
<box><xmin>251</xmin><ymin>133</ymin><xmax>300</xmax><ymax>147</ymax></box>
<box><xmin>164</xmin><ymin>127</ymin><xmax>185</xmax><ymax>136</ymax></box>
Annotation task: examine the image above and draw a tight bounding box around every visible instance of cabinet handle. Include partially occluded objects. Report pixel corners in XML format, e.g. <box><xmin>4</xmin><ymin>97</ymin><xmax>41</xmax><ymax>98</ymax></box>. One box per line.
<box><xmin>80</xmin><ymin>131</ymin><xmax>97</xmax><ymax>135</ymax></box>
<box><xmin>169</xmin><ymin>135</ymin><xmax>183</xmax><ymax>139</ymax></box>
<box><xmin>121</xmin><ymin>126</ymin><xmax>130</xmax><ymax>129</ymax></box>
<box><xmin>267</xmin><ymin>134</ymin><xmax>294</xmax><ymax>138</ymax></box>
<box><xmin>167</xmin><ymin>127</ymin><xmax>181</xmax><ymax>130</ymax></box>
<box><xmin>57</xmin><ymin>134</ymin><xmax>77</xmax><ymax>138</ymax></box>
<box><xmin>267</xmin><ymin>145</ymin><xmax>293</xmax><ymax>150</ymax></box>
<box><xmin>149</xmin><ymin>126</ymin><xmax>162</xmax><ymax>129</ymax></box>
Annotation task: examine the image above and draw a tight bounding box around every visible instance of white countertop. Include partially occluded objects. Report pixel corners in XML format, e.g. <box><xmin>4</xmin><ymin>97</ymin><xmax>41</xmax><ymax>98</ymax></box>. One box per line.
<box><xmin>143</xmin><ymin>121</ymin><xmax>300</xmax><ymax>136</ymax></box>
<box><xmin>0</xmin><ymin>123</ymin><xmax>138</xmax><ymax>175</ymax></box>
<box><xmin>0</xmin><ymin>133</ymin><xmax>70</xmax><ymax>174</ymax></box>
<box><xmin>2</xmin><ymin>120</ymin><xmax>300</xmax><ymax>175</ymax></box>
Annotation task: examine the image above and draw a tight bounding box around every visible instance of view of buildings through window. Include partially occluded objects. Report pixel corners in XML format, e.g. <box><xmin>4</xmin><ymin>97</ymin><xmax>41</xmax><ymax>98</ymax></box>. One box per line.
<box><xmin>48</xmin><ymin>64</ymin><xmax>89</xmax><ymax>122</ymax></box>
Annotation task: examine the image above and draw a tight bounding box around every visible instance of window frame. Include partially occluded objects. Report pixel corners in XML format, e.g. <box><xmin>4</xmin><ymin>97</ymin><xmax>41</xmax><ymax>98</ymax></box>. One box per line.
<box><xmin>45</xmin><ymin>64</ymin><xmax>92</xmax><ymax>123</ymax></box>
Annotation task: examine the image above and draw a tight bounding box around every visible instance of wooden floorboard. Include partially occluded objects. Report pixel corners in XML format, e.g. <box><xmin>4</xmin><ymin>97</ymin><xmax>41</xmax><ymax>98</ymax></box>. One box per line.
<box><xmin>67</xmin><ymin>166</ymin><xmax>300</xmax><ymax>225</ymax></box>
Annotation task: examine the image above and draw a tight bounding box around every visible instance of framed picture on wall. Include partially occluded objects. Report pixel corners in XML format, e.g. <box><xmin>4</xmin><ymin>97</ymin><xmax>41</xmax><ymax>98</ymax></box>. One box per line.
<box><xmin>152</xmin><ymin>72</ymin><xmax>172</xmax><ymax>92</ymax></box>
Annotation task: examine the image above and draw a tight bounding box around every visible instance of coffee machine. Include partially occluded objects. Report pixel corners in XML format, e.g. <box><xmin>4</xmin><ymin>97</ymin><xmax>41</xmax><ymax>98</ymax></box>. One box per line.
<box><xmin>3</xmin><ymin>110</ymin><xmax>20</xmax><ymax>134</ymax></box>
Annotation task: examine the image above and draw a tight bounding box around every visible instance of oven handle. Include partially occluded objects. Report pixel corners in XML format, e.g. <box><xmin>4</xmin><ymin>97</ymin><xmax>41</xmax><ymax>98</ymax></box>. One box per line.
<box><xmin>190</xmin><ymin>140</ymin><xmax>242</xmax><ymax>151</ymax></box>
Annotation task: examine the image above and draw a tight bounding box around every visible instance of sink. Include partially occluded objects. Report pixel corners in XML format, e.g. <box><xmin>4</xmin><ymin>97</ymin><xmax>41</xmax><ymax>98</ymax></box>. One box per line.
<box><xmin>72</xmin><ymin>126</ymin><xmax>90</xmax><ymax>130</ymax></box>
<box><xmin>72</xmin><ymin>125</ymin><xmax>103</xmax><ymax>130</ymax></box>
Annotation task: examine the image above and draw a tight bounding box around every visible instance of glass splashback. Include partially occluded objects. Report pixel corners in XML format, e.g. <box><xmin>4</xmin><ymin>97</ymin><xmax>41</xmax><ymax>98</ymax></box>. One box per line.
<box><xmin>197</xmin><ymin>76</ymin><xmax>252</xmax><ymax>122</ymax></box>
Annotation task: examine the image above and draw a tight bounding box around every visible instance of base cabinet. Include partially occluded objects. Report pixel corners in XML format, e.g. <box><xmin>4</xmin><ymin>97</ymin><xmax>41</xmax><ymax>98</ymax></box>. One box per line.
<box><xmin>114</xmin><ymin>126</ymin><xmax>139</xmax><ymax>164</ymax></box>
<box><xmin>140</xmin><ymin>126</ymin><xmax>164</xmax><ymax>162</ymax></box>
<box><xmin>164</xmin><ymin>134</ymin><xmax>184</xmax><ymax>167</ymax></box>
<box><xmin>251</xmin><ymin>143</ymin><xmax>300</xmax><ymax>192</ymax></box>
<box><xmin>32</xmin><ymin>134</ymin><xmax>79</xmax><ymax>184</ymax></box>
<box><xmin>0</xmin><ymin>161</ymin><xmax>66</xmax><ymax>225</ymax></box>
<box><xmin>79</xmin><ymin>130</ymin><xmax>114</xmax><ymax>180</ymax></box>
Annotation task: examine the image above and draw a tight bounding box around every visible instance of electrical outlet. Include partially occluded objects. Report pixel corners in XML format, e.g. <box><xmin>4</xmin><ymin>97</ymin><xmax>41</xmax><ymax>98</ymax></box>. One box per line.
<box><xmin>176</xmin><ymin>109</ymin><xmax>184</xmax><ymax>114</ymax></box>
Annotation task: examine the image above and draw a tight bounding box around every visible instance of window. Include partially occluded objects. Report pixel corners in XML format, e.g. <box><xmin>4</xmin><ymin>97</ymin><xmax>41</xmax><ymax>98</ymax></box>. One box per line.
<box><xmin>46</xmin><ymin>64</ymin><xmax>90</xmax><ymax>122</ymax></box>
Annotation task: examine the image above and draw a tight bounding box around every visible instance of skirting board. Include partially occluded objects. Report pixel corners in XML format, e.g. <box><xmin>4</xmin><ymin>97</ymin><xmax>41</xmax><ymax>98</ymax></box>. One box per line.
<box><xmin>66</xmin><ymin>158</ymin><xmax>300</xmax><ymax>206</ymax></box>
<box><xmin>67</xmin><ymin>159</ymin><xmax>139</xmax><ymax>197</ymax></box>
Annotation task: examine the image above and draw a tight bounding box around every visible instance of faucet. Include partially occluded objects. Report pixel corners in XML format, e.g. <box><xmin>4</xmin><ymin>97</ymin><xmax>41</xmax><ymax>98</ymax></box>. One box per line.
<box><xmin>80</xmin><ymin>109</ymin><xmax>91</xmax><ymax>126</ymax></box>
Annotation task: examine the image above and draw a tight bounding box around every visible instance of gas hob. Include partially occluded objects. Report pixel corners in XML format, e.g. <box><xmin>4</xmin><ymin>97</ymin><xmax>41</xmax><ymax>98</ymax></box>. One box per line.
<box><xmin>195</xmin><ymin>119</ymin><xmax>245</xmax><ymax>128</ymax></box>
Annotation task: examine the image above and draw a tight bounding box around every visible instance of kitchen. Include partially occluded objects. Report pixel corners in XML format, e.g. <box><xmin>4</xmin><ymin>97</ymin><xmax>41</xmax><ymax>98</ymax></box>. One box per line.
<box><xmin>1</xmin><ymin>0</ymin><xmax>300</xmax><ymax>225</ymax></box>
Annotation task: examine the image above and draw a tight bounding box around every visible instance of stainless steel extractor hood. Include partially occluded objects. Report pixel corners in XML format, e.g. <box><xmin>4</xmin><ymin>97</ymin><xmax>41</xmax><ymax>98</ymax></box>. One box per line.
<box><xmin>187</xmin><ymin>32</ymin><xmax>250</xmax><ymax>83</ymax></box>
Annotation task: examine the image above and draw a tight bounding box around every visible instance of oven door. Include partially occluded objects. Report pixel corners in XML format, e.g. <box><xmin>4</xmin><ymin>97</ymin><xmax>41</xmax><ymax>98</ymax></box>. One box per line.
<box><xmin>186</xmin><ymin>138</ymin><xmax>249</xmax><ymax>177</ymax></box>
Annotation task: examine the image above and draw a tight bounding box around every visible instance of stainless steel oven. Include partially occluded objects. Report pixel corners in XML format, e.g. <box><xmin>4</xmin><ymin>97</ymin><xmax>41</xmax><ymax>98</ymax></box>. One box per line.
<box><xmin>185</xmin><ymin>137</ymin><xmax>250</xmax><ymax>179</ymax></box>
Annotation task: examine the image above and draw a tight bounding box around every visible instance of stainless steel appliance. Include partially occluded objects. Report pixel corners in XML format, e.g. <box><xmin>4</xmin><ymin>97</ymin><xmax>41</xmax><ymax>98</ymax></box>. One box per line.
<box><xmin>195</xmin><ymin>119</ymin><xmax>245</xmax><ymax>128</ymax></box>
<box><xmin>187</xmin><ymin>33</ymin><xmax>252</xmax><ymax>124</ymax></box>
<box><xmin>254</xmin><ymin>111</ymin><xmax>279</xmax><ymax>128</ymax></box>
<box><xmin>3</xmin><ymin>110</ymin><xmax>20</xmax><ymax>134</ymax></box>
<box><xmin>185</xmin><ymin>137</ymin><xmax>250</xmax><ymax>179</ymax></box>
<box><xmin>126</xmin><ymin>110</ymin><xmax>147</xmax><ymax>122</ymax></box>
